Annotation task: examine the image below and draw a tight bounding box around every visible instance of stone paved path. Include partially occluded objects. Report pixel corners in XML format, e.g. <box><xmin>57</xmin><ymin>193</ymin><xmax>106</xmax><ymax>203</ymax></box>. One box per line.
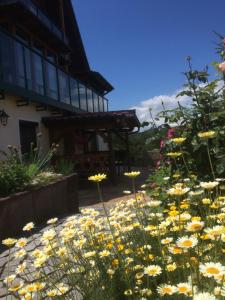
<box><xmin>0</xmin><ymin>167</ymin><xmax>151</xmax><ymax>299</ymax></box>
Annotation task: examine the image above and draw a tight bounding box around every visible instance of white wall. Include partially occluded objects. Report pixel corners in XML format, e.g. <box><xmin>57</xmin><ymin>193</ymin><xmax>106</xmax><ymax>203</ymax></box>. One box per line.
<box><xmin>0</xmin><ymin>95</ymin><xmax>51</xmax><ymax>158</ymax></box>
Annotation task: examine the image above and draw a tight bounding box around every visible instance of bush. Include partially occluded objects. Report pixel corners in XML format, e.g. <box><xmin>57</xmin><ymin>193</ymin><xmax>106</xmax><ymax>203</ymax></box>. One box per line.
<box><xmin>0</xmin><ymin>152</ymin><xmax>30</xmax><ymax>197</ymax></box>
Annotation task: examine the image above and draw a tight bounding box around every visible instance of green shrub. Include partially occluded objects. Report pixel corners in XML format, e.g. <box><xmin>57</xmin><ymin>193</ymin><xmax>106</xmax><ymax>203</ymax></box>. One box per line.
<box><xmin>54</xmin><ymin>159</ymin><xmax>74</xmax><ymax>176</ymax></box>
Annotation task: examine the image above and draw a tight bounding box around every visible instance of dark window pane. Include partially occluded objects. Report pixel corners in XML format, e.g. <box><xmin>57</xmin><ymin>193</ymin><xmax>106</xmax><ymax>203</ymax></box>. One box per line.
<box><xmin>79</xmin><ymin>84</ymin><xmax>87</xmax><ymax>111</ymax></box>
<box><xmin>58</xmin><ymin>71</ymin><xmax>70</xmax><ymax>104</ymax></box>
<box><xmin>93</xmin><ymin>93</ymin><xmax>99</xmax><ymax>112</ymax></box>
<box><xmin>45</xmin><ymin>61</ymin><xmax>58</xmax><ymax>100</ymax></box>
<box><xmin>32</xmin><ymin>52</ymin><xmax>44</xmax><ymax>95</ymax></box>
<box><xmin>70</xmin><ymin>78</ymin><xmax>79</xmax><ymax>108</ymax></box>
<box><xmin>24</xmin><ymin>48</ymin><xmax>32</xmax><ymax>90</ymax></box>
<box><xmin>0</xmin><ymin>32</ymin><xmax>16</xmax><ymax>83</ymax></box>
<box><xmin>14</xmin><ymin>41</ymin><xmax>26</xmax><ymax>87</ymax></box>
<box><xmin>98</xmin><ymin>96</ymin><xmax>104</xmax><ymax>112</ymax></box>
<box><xmin>87</xmin><ymin>88</ymin><xmax>93</xmax><ymax>112</ymax></box>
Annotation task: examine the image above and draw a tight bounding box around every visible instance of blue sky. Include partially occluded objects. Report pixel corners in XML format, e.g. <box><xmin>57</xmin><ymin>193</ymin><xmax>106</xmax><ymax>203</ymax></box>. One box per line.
<box><xmin>73</xmin><ymin>0</ymin><xmax>225</xmax><ymax>114</ymax></box>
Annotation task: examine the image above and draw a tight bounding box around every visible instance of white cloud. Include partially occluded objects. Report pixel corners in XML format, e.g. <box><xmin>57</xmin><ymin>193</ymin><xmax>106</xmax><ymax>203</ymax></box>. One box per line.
<box><xmin>131</xmin><ymin>80</ymin><xmax>223</xmax><ymax>127</ymax></box>
<box><xmin>130</xmin><ymin>88</ymin><xmax>192</xmax><ymax>126</ymax></box>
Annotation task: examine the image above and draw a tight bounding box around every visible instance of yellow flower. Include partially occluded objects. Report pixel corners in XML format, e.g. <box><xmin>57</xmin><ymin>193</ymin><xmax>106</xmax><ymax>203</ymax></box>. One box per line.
<box><xmin>200</xmin><ymin>262</ymin><xmax>225</xmax><ymax>278</ymax></box>
<box><xmin>16</xmin><ymin>238</ymin><xmax>27</xmax><ymax>248</ymax></box>
<box><xmin>157</xmin><ymin>284</ymin><xmax>177</xmax><ymax>296</ymax></box>
<box><xmin>202</xmin><ymin>198</ymin><xmax>211</xmax><ymax>204</ymax></box>
<box><xmin>2</xmin><ymin>238</ymin><xmax>17</xmax><ymax>247</ymax></box>
<box><xmin>200</xmin><ymin>181</ymin><xmax>219</xmax><ymax>190</ymax></box>
<box><xmin>176</xmin><ymin>236</ymin><xmax>198</xmax><ymax>249</ymax></box>
<box><xmin>99</xmin><ymin>250</ymin><xmax>111</xmax><ymax>258</ymax></box>
<box><xmin>88</xmin><ymin>173</ymin><xmax>107</xmax><ymax>182</ymax></box>
<box><xmin>124</xmin><ymin>289</ymin><xmax>133</xmax><ymax>295</ymax></box>
<box><xmin>124</xmin><ymin>171</ymin><xmax>140</xmax><ymax>178</ymax></box>
<box><xmin>171</xmin><ymin>137</ymin><xmax>186</xmax><ymax>144</ymax></box>
<box><xmin>47</xmin><ymin>218</ymin><xmax>58</xmax><ymax>225</ymax></box>
<box><xmin>166</xmin><ymin>152</ymin><xmax>182</xmax><ymax>158</ymax></box>
<box><xmin>167</xmin><ymin>186</ymin><xmax>190</xmax><ymax>196</ymax></box>
<box><xmin>144</xmin><ymin>265</ymin><xmax>162</xmax><ymax>277</ymax></box>
<box><xmin>198</xmin><ymin>130</ymin><xmax>216</xmax><ymax>139</ymax></box>
<box><xmin>166</xmin><ymin>263</ymin><xmax>177</xmax><ymax>272</ymax></box>
<box><xmin>23</xmin><ymin>222</ymin><xmax>34</xmax><ymax>231</ymax></box>
<box><xmin>176</xmin><ymin>283</ymin><xmax>191</xmax><ymax>295</ymax></box>
<box><xmin>186</xmin><ymin>220</ymin><xmax>204</xmax><ymax>232</ymax></box>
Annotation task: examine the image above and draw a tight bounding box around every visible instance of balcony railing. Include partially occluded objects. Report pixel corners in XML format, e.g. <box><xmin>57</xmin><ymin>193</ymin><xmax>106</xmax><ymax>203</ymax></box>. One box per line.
<box><xmin>0</xmin><ymin>29</ymin><xmax>108</xmax><ymax>113</ymax></box>
<box><xmin>0</xmin><ymin>0</ymin><xmax>69</xmax><ymax>46</ymax></box>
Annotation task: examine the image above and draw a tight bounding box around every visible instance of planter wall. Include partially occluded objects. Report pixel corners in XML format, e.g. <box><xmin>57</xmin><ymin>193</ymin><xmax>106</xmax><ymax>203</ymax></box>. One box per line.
<box><xmin>0</xmin><ymin>173</ymin><xmax>79</xmax><ymax>240</ymax></box>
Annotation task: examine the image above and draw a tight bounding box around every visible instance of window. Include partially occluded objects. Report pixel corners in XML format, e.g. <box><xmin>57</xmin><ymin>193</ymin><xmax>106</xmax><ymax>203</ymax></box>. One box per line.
<box><xmin>70</xmin><ymin>78</ymin><xmax>80</xmax><ymax>108</ymax></box>
<box><xmin>45</xmin><ymin>61</ymin><xmax>58</xmax><ymax>100</ymax></box>
<box><xmin>98</xmin><ymin>96</ymin><xmax>104</xmax><ymax>112</ymax></box>
<box><xmin>93</xmin><ymin>92</ymin><xmax>99</xmax><ymax>112</ymax></box>
<box><xmin>0</xmin><ymin>32</ymin><xmax>16</xmax><ymax>83</ymax></box>
<box><xmin>32</xmin><ymin>52</ymin><xmax>44</xmax><ymax>95</ymax></box>
<box><xmin>79</xmin><ymin>84</ymin><xmax>87</xmax><ymax>111</ymax></box>
<box><xmin>86</xmin><ymin>88</ymin><xmax>93</xmax><ymax>112</ymax></box>
<box><xmin>58</xmin><ymin>71</ymin><xmax>70</xmax><ymax>104</ymax></box>
<box><xmin>24</xmin><ymin>48</ymin><xmax>32</xmax><ymax>90</ymax></box>
<box><xmin>103</xmin><ymin>98</ymin><xmax>108</xmax><ymax>112</ymax></box>
<box><xmin>14</xmin><ymin>41</ymin><xmax>26</xmax><ymax>87</ymax></box>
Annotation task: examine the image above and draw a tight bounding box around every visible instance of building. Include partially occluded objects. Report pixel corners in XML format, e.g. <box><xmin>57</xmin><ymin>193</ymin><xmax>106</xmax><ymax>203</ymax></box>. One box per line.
<box><xmin>0</xmin><ymin>0</ymin><xmax>140</xmax><ymax>181</ymax></box>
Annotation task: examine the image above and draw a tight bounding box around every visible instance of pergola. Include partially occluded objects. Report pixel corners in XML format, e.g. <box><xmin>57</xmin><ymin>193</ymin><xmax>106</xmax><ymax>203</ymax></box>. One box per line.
<box><xmin>42</xmin><ymin>110</ymin><xmax>140</xmax><ymax>182</ymax></box>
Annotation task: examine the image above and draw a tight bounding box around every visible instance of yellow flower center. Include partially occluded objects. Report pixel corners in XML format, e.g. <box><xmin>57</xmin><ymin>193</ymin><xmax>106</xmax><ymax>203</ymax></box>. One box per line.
<box><xmin>206</xmin><ymin>267</ymin><xmax>220</xmax><ymax>275</ymax></box>
<box><xmin>181</xmin><ymin>240</ymin><xmax>193</xmax><ymax>247</ymax></box>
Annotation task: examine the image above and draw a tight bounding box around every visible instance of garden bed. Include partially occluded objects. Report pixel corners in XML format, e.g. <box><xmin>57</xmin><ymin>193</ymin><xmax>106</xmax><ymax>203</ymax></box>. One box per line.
<box><xmin>0</xmin><ymin>173</ymin><xmax>79</xmax><ymax>240</ymax></box>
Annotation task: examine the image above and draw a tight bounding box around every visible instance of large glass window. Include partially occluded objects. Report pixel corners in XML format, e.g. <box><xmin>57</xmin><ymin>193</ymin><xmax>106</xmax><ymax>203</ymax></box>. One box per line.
<box><xmin>58</xmin><ymin>71</ymin><xmax>70</xmax><ymax>104</ymax></box>
<box><xmin>0</xmin><ymin>32</ymin><xmax>16</xmax><ymax>83</ymax></box>
<box><xmin>70</xmin><ymin>78</ymin><xmax>80</xmax><ymax>108</ymax></box>
<box><xmin>79</xmin><ymin>84</ymin><xmax>87</xmax><ymax>111</ymax></box>
<box><xmin>86</xmin><ymin>88</ymin><xmax>93</xmax><ymax>112</ymax></box>
<box><xmin>98</xmin><ymin>96</ymin><xmax>104</xmax><ymax>112</ymax></box>
<box><xmin>32</xmin><ymin>52</ymin><xmax>44</xmax><ymax>95</ymax></box>
<box><xmin>103</xmin><ymin>98</ymin><xmax>108</xmax><ymax>112</ymax></box>
<box><xmin>45</xmin><ymin>61</ymin><xmax>58</xmax><ymax>100</ymax></box>
<box><xmin>93</xmin><ymin>92</ymin><xmax>99</xmax><ymax>112</ymax></box>
<box><xmin>24</xmin><ymin>48</ymin><xmax>32</xmax><ymax>90</ymax></box>
<box><xmin>14</xmin><ymin>41</ymin><xmax>26</xmax><ymax>87</ymax></box>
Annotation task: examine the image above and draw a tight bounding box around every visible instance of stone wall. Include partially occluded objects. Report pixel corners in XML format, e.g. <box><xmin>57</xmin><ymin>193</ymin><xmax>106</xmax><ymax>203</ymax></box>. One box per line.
<box><xmin>0</xmin><ymin>173</ymin><xmax>79</xmax><ymax>240</ymax></box>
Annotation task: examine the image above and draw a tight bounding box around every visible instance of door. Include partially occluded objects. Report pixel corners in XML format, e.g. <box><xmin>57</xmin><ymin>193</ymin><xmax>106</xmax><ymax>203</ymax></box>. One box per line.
<box><xmin>19</xmin><ymin>120</ymin><xmax>38</xmax><ymax>156</ymax></box>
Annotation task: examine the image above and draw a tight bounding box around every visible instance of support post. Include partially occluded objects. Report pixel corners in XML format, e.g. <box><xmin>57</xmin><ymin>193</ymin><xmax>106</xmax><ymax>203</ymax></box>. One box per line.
<box><xmin>126</xmin><ymin>131</ymin><xmax>131</xmax><ymax>172</ymax></box>
<box><xmin>107</xmin><ymin>130</ymin><xmax>117</xmax><ymax>183</ymax></box>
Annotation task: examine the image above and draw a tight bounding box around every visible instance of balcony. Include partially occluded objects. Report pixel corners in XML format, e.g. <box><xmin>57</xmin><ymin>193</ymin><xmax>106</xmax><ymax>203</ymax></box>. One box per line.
<box><xmin>0</xmin><ymin>0</ymin><xmax>69</xmax><ymax>50</ymax></box>
<box><xmin>0</xmin><ymin>29</ymin><xmax>108</xmax><ymax>113</ymax></box>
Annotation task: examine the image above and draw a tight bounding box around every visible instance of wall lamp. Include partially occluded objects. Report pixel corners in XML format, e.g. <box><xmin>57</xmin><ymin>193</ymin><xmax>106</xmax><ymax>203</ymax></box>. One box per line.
<box><xmin>0</xmin><ymin>109</ymin><xmax>9</xmax><ymax>126</ymax></box>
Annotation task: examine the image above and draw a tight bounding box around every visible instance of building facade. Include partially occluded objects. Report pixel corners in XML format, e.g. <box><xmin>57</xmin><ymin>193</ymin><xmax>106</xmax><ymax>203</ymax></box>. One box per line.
<box><xmin>0</xmin><ymin>0</ymin><xmax>139</xmax><ymax>179</ymax></box>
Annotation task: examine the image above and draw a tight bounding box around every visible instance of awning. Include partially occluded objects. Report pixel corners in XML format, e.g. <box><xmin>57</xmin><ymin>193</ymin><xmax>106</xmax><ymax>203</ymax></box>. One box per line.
<box><xmin>42</xmin><ymin>110</ymin><xmax>140</xmax><ymax>132</ymax></box>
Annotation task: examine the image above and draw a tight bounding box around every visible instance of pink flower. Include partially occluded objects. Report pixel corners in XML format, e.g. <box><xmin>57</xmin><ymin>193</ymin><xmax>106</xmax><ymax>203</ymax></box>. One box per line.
<box><xmin>223</xmin><ymin>37</ymin><xmax>225</xmax><ymax>44</ymax></box>
<box><xmin>160</xmin><ymin>140</ymin><xmax>165</xmax><ymax>149</ymax></box>
<box><xmin>167</xmin><ymin>128</ymin><xmax>175</xmax><ymax>139</ymax></box>
<box><xmin>218</xmin><ymin>61</ymin><xmax>225</xmax><ymax>72</ymax></box>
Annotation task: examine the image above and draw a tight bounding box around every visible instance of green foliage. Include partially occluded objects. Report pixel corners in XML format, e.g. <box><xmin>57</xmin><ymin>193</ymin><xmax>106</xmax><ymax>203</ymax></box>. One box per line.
<box><xmin>0</xmin><ymin>147</ymin><xmax>31</xmax><ymax>197</ymax></box>
<box><xmin>0</xmin><ymin>136</ymin><xmax>59</xmax><ymax>197</ymax></box>
<box><xmin>54</xmin><ymin>159</ymin><xmax>75</xmax><ymax>176</ymax></box>
<box><xmin>154</xmin><ymin>48</ymin><xmax>225</xmax><ymax>179</ymax></box>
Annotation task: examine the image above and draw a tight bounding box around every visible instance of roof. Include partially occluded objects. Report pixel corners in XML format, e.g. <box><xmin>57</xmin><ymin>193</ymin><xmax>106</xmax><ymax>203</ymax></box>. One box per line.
<box><xmin>42</xmin><ymin>110</ymin><xmax>140</xmax><ymax>131</ymax></box>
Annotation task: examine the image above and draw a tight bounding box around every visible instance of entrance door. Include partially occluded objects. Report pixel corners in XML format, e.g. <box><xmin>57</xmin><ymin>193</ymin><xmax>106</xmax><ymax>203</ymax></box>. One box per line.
<box><xmin>19</xmin><ymin>120</ymin><xmax>38</xmax><ymax>155</ymax></box>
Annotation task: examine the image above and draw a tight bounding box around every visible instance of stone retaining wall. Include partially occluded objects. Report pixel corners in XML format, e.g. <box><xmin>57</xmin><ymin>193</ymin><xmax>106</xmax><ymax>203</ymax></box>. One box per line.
<box><xmin>0</xmin><ymin>173</ymin><xmax>79</xmax><ymax>240</ymax></box>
